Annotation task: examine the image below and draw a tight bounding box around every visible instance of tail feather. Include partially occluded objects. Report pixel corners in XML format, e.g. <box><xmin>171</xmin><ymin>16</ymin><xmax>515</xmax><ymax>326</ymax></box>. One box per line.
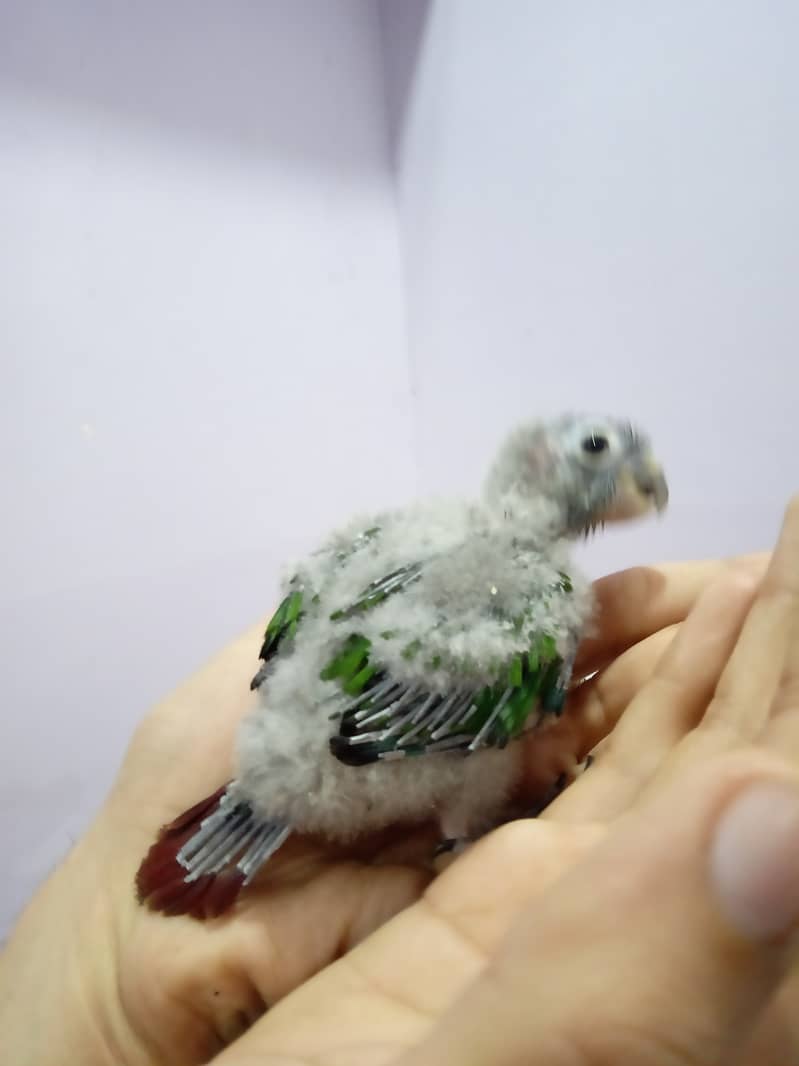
<box><xmin>146</xmin><ymin>870</ymin><xmax>245</xmax><ymax>920</ymax></box>
<box><xmin>163</xmin><ymin>785</ymin><xmax>229</xmax><ymax>833</ymax></box>
<box><xmin>135</xmin><ymin>784</ymin><xmax>291</xmax><ymax>920</ymax></box>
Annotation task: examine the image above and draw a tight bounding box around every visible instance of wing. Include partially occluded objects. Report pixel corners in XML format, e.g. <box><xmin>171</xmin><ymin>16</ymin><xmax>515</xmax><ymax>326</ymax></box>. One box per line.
<box><xmin>249</xmin><ymin>586</ymin><xmax>306</xmax><ymax>690</ymax></box>
<box><xmin>250</xmin><ymin>524</ymin><xmax>386</xmax><ymax>691</ymax></box>
<box><xmin>327</xmin><ymin>573</ymin><xmax>576</xmax><ymax>766</ymax></box>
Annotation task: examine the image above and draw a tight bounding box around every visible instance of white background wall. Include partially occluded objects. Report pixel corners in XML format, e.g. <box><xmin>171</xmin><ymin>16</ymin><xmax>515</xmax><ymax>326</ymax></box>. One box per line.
<box><xmin>3</xmin><ymin>0</ymin><xmax>798</xmax><ymax>938</ymax></box>
<box><xmin>0</xmin><ymin>0</ymin><xmax>413</xmax><ymax>939</ymax></box>
<box><xmin>385</xmin><ymin>0</ymin><xmax>799</xmax><ymax>575</ymax></box>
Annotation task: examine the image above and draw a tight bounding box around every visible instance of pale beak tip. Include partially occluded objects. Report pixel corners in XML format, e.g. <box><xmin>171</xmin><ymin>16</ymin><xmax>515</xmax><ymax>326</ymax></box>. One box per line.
<box><xmin>636</xmin><ymin>461</ymin><xmax>669</xmax><ymax>513</ymax></box>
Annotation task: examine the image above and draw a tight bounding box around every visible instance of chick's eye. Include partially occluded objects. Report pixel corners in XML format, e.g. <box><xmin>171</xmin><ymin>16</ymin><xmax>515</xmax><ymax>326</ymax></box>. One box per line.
<box><xmin>582</xmin><ymin>434</ymin><xmax>609</xmax><ymax>455</ymax></box>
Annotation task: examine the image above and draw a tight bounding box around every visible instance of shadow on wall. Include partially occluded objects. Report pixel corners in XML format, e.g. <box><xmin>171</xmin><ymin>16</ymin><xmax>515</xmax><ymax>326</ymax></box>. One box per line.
<box><xmin>379</xmin><ymin>0</ymin><xmax>432</xmax><ymax>165</ymax></box>
<box><xmin>0</xmin><ymin>0</ymin><xmax>393</xmax><ymax>172</ymax></box>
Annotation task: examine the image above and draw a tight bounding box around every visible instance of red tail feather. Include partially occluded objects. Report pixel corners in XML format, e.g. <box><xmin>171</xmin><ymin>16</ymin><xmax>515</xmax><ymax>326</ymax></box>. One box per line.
<box><xmin>135</xmin><ymin>784</ymin><xmax>245</xmax><ymax>920</ymax></box>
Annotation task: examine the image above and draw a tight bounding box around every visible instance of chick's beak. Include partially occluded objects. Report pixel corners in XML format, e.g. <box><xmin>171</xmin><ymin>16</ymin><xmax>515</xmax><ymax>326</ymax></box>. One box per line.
<box><xmin>633</xmin><ymin>455</ymin><xmax>669</xmax><ymax>513</ymax></box>
<box><xmin>599</xmin><ymin>453</ymin><xmax>669</xmax><ymax>523</ymax></box>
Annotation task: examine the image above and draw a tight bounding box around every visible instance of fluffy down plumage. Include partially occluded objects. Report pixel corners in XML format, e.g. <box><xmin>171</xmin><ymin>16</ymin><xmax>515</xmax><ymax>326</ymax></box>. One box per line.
<box><xmin>136</xmin><ymin>413</ymin><xmax>668</xmax><ymax>919</ymax></box>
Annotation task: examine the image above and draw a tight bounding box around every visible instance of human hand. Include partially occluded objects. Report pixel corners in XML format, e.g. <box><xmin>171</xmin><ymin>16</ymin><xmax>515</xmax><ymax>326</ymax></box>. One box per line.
<box><xmin>0</xmin><ymin>548</ymin><xmax>771</xmax><ymax>1066</ymax></box>
<box><xmin>191</xmin><ymin>499</ymin><xmax>799</xmax><ymax>1066</ymax></box>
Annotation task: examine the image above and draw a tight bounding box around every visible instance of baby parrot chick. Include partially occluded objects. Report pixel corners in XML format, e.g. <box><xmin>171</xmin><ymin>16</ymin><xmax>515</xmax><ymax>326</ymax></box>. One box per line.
<box><xmin>136</xmin><ymin>413</ymin><xmax>668</xmax><ymax>918</ymax></box>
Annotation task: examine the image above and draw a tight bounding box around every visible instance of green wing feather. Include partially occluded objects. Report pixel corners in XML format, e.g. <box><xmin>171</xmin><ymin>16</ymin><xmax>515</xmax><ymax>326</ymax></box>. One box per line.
<box><xmin>252</xmin><ymin>533</ymin><xmax>576</xmax><ymax>765</ymax></box>
<box><xmin>326</xmin><ymin>573</ymin><xmax>575</xmax><ymax>766</ymax></box>
<box><xmin>250</xmin><ymin>525</ymin><xmax>393</xmax><ymax>691</ymax></box>
<box><xmin>249</xmin><ymin>587</ymin><xmax>306</xmax><ymax>690</ymax></box>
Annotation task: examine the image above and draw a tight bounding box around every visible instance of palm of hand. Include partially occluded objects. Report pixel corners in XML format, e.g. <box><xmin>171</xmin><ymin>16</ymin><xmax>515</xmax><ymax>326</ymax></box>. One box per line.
<box><xmin>93</xmin><ymin>616</ymin><xmax>602</xmax><ymax>1064</ymax></box>
<box><xmin>80</xmin><ymin>556</ymin><xmax>792</xmax><ymax>1066</ymax></box>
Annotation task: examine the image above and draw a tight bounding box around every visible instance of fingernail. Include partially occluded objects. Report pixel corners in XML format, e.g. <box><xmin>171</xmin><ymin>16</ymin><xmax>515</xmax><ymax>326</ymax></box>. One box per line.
<box><xmin>710</xmin><ymin>781</ymin><xmax>799</xmax><ymax>941</ymax></box>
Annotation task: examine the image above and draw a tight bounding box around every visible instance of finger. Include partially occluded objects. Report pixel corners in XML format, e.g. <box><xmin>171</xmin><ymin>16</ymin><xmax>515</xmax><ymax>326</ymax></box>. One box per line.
<box><xmin>402</xmin><ymin>752</ymin><xmax>799</xmax><ymax>1066</ymax></box>
<box><xmin>546</xmin><ymin>570</ymin><xmax>758</xmax><ymax>823</ymax></box>
<box><xmin>705</xmin><ymin>498</ymin><xmax>799</xmax><ymax>741</ymax></box>
<box><xmin>516</xmin><ymin>625</ymin><xmax>678</xmax><ymax>803</ymax></box>
<box><xmin>234</xmin><ymin>860</ymin><xmax>431</xmax><ymax>1007</ymax></box>
<box><xmin>128</xmin><ymin>855</ymin><xmax>432</xmax><ymax>1059</ymax></box>
<box><xmin>574</xmin><ymin>553</ymin><xmax>769</xmax><ymax>676</ymax></box>
<box><xmin>756</xmin><ymin>498</ymin><xmax>799</xmax><ymax>768</ymax></box>
<box><xmin>738</xmin><ymin>966</ymin><xmax>799</xmax><ymax>1065</ymax></box>
<box><xmin>762</xmin><ymin>706</ymin><xmax>799</xmax><ymax>778</ymax></box>
<box><xmin>212</xmin><ymin>820</ymin><xmax>605</xmax><ymax>1065</ymax></box>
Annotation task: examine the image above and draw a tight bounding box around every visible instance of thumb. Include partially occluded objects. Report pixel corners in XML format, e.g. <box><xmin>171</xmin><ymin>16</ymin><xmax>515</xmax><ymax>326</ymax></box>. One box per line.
<box><xmin>403</xmin><ymin>752</ymin><xmax>799</xmax><ymax>1066</ymax></box>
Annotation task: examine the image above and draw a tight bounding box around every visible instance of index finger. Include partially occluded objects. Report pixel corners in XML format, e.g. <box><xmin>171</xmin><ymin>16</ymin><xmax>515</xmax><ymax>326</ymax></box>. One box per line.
<box><xmin>575</xmin><ymin>554</ymin><xmax>769</xmax><ymax>677</ymax></box>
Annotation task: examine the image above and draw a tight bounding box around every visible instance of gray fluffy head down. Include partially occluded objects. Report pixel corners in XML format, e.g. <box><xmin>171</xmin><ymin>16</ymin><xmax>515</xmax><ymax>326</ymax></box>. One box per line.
<box><xmin>234</xmin><ymin>413</ymin><xmax>668</xmax><ymax>841</ymax></box>
<box><xmin>484</xmin><ymin>413</ymin><xmax>667</xmax><ymax>532</ymax></box>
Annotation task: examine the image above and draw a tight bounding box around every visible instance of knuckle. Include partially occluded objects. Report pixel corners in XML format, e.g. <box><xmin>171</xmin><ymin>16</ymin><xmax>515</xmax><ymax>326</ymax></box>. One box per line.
<box><xmin>689</xmin><ymin>744</ymin><xmax>794</xmax><ymax>790</ymax></box>
<box><xmin>568</xmin><ymin>1017</ymin><xmax>710</xmax><ymax>1066</ymax></box>
<box><xmin>772</xmin><ymin>675</ymin><xmax>799</xmax><ymax>715</ymax></box>
<box><xmin>715</xmin><ymin>564</ymin><xmax>760</xmax><ymax>595</ymax></box>
<box><xmin>485</xmin><ymin>817</ymin><xmax>543</xmax><ymax>856</ymax></box>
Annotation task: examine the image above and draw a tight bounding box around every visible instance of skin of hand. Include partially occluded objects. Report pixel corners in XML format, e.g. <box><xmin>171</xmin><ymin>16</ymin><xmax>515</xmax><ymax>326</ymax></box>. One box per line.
<box><xmin>0</xmin><ymin>536</ymin><xmax>786</xmax><ymax>1066</ymax></box>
